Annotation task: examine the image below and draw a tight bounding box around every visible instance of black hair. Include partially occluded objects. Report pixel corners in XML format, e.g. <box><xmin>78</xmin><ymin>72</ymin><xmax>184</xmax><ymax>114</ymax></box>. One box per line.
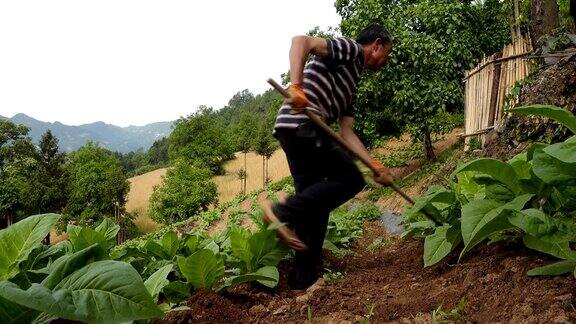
<box><xmin>355</xmin><ymin>24</ymin><xmax>392</xmax><ymax>45</ymax></box>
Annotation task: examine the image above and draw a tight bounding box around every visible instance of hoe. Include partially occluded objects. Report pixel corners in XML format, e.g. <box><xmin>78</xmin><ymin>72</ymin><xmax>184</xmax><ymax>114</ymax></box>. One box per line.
<box><xmin>267</xmin><ymin>78</ymin><xmax>440</xmax><ymax>234</ymax></box>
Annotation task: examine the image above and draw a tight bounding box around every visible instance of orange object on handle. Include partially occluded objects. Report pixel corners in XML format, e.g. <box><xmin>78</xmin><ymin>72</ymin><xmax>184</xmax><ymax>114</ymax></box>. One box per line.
<box><xmin>286</xmin><ymin>83</ymin><xmax>309</xmax><ymax>108</ymax></box>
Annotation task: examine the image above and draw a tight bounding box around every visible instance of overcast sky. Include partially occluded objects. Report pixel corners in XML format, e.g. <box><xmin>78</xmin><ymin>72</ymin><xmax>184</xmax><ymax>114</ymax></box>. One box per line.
<box><xmin>0</xmin><ymin>1</ymin><xmax>341</xmax><ymax>127</ymax></box>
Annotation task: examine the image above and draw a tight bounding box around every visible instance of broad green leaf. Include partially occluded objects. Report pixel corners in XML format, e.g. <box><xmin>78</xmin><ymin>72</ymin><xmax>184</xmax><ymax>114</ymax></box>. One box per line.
<box><xmin>452</xmin><ymin>159</ymin><xmax>520</xmax><ymax>194</ymax></box>
<box><xmin>223</xmin><ymin>266</ymin><xmax>279</xmax><ymax>290</ymax></box>
<box><xmin>177</xmin><ymin>249</ymin><xmax>224</xmax><ymax>289</ymax></box>
<box><xmin>161</xmin><ymin>231</ymin><xmax>179</xmax><ymax>258</ymax></box>
<box><xmin>0</xmin><ymin>261</ymin><xmax>162</xmax><ymax>323</ymax></box>
<box><xmin>508</xmin><ymin>209</ymin><xmax>575</xmax><ymax>242</ymax></box>
<box><xmin>95</xmin><ymin>218</ymin><xmax>120</xmax><ymax>242</ymax></box>
<box><xmin>249</xmin><ymin>230</ymin><xmax>276</xmax><ymax>265</ymax></box>
<box><xmin>527</xmin><ymin>260</ymin><xmax>576</xmax><ymax>276</ymax></box>
<box><xmin>144</xmin><ymin>264</ymin><xmax>173</xmax><ymax>303</ymax></box>
<box><xmin>185</xmin><ymin>235</ymin><xmax>200</xmax><ymax>254</ymax></box>
<box><xmin>508</xmin><ymin>105</ymin><xmax>576</xmax><ymax>134</ymax></box>
<box><xmin>403</xmin><ymin>188</ymin><xmax>454</xmax><ymax>223</ymax></box>
<box><xmin>532</xmin><ymin>149</ymin><xmax>576</xmax><ymax>185</ymax></box>
<box><xmin>259</xmin><ymin>246</ymin><xmax>288</xmax><ymax>267</ymax></box>
<box><xmin>527</xmin><ymin>143</ymin><xmax>548</xmax><ymax>161</ymax></box>
<box><xmin>0</xmin><ymin>214</ymin><xmax>59</xmax><ymax>280</ymax></box>
<box><xmin>485</xmin><ymin>183</ymin><xmax>515</xmax><ymax>202</ymax></box>
<box><xmin>508</xmin><ymin>153</ymin><xmax>532</xmax><ymax>180</ymax></box>
<box><xmin>229</xmin><ymin>228</ymin><xmax>252</xmax><ymax>268</ymax></box>
<box><xmin>144</xmin><ymin>238</ymin><xmax>169</xmax><ymax>259</ymax></box>
<box><xmin>42</xmin><ymin>244</ymin><xmax>102</xmax><ymax>289</ymax></box>
<box><xmin>423</xmin><ymin>224</ymin><xmax>462</xmax><ymax>267</ymax></box>
<box><xmin>26</xmin><ymin>241</ymin><xmax>70</xmax><ymax>271</ymax></box>
<box><xmin>401</xmin><ymin>220</ymin><xmax>436</xmax><ymax>238</ymax></box>
<box><xmin>255</xmin><ymin>265</ymin><xmax>280</xmax><ymax>288</ymax></box>
<box><xmin>460</xmin><ymin>200</ymin><xmax>502</xmax><ymax>245</ymax></box>
<box><xmin>455</xmin><ymin>172</ymin><xmax>484</xmax><ymax>202</ymax></box>
<box><xmin>543</xmin><ymin>139</ymin><xmax>576</xmax><ymax>164</ymax></box>
<box><xmin>202</xmin><ymin>240</ymin><xmax>220</xmax><ymax>254</ymax></box>
<box><xmin>523</xmin><ymin>235</ymin><xmax>576</xmax><ymax>260</ymax></box>
<box><xmin>163</xmin><ymin>281</ymin><xmax>191</xmax><ymax>303</ymax></box>
<box><xmin>0</xmin><ymin>296</ymin><xmax>39</xmax><ymax>324</ymax></box>
<box><xmin>460</xmin><ymin>194</ymin><xmax>533</xmax><ymax>259</ymax></box>
<box><xmin>66</xmin><ymin>224</ymin><xmax>108</xmax><ymax>252</ymax></box>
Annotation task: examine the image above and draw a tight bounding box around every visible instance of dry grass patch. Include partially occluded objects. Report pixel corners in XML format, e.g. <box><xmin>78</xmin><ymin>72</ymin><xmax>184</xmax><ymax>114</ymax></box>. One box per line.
<box><xmin>124</xmin><ymin>149</ymin><xmax>290</xmax><ymax>233</ymax></box>
<box><xmin>213</xmin><ymin>149</ymin><xmax>290</xmax><ymax>204</ymax></box>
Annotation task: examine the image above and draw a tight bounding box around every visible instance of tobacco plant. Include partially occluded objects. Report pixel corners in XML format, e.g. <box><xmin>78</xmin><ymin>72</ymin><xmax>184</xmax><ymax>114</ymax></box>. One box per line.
<box><xmin>404</xmin><ymin>105</ymin><xmax>576</xmax><ymax>275</ymax></box>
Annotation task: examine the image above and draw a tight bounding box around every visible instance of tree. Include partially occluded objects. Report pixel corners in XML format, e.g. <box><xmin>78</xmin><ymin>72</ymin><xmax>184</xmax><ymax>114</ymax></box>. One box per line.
<box><xmin>63</xmin><ymin>142</ymin><xmax>129</xmax><ymax>228</ymax></box>
<box><xmin>148</xmin><ymin>160</ymin><xmax>218</xmax><ymax>224</ymax></box>
<box><xmin>148</xmin><ymin>137</ymin><xmax>169</xmax><ymax>166</ymax></box>
<box><xmin>0</xmin><ymin>120</ymin><xmax>34</xmax><ymax>172</ymax></box>
<box><xmin>169</xmin><ymin>106</ymin><xmax>234</xmax><ymax>174</ymax></box>
<box><xmin>0</xmin><ymin>120</ymin><xmax>36</xmax><ymax>228</ymax></box>
<box><xmin>253</xmin><ymin>124</ymin><xmax>277</xmax><ymax>187</ymax></box>
<box><xmin>335</xmin><ymin>0</ymin><xmax>510</xmax><ymax>159</ymax></box>
<box><xmin>37</xmin><ymin>130</ymin><xmax>67</xmax><ymax>213</ymax></box>
<box><xmin>234</xmin><ymin>113</ymin><xmax>258</xmax><ymax>193</ymax></box>
<box><xmin>530</xmin><ymin>0</ymin><xmax>560</xmax><ymax>43</ymax></box>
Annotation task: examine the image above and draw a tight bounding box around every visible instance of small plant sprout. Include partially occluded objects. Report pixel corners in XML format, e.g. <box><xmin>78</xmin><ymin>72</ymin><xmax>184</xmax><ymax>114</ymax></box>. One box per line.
<box><xmin>431</xmin><ymin>298</ymin><xmax>466</xmax><ymax>324</ymax></box>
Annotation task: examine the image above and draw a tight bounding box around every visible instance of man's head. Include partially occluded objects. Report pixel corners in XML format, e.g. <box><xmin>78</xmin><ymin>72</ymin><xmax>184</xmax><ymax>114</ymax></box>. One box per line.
<box><xmin>356</xmin><ymin>24</ymin><xmax>393</xmax><ymax>70</ymax></box>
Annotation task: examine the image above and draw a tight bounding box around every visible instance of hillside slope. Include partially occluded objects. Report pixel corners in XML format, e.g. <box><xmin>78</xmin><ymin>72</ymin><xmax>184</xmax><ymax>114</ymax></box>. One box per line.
<box><xmin>126</xmin><ymin>149</ymin><xmax>291</xmax><ymax>232</ymax></box>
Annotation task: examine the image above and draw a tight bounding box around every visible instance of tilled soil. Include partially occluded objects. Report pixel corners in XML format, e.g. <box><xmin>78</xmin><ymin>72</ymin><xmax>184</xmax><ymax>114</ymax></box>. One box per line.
<box><xmin>159</xmin><ymin>220</ymin><xmax>576</xmax><ymax>323</ymax></box>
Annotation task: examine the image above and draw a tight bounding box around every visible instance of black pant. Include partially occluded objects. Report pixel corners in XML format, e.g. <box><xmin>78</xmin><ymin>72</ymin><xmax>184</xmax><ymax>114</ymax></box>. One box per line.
<box><xmin>274</xmin><ymin>125</ymin><xmax>365</xmax><ymax>278</ymax></box>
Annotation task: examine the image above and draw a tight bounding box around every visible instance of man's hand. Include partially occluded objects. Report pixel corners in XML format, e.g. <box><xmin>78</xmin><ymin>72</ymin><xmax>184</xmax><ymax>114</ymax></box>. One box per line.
<box><xmin>371</xmin><ymin>159</ymin><xmax>394</xmax><ymax>186</ymax></box>
<box><xmin>285</xmin><ymin>83</ymin><xmax>309</xmax><ymax>110</ymax></box>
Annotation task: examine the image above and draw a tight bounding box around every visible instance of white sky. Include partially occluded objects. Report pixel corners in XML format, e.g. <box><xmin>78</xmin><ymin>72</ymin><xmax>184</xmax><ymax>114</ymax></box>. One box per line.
<box><xmin>0</xmin><ymin>1</ymin><xmax>341</xmax><ymax>127</ymax></box>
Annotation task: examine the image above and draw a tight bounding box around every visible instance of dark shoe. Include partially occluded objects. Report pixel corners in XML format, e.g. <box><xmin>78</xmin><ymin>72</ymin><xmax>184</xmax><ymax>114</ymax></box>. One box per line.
<box><xmin>261</xmin><ymin>200</ymin><xmax>308</xmax><ymax>251</ymax></box>
<box><xmin>288</xmin><ymin>268</ymin><xmax>318</xmax><ymax>290</ymax></box>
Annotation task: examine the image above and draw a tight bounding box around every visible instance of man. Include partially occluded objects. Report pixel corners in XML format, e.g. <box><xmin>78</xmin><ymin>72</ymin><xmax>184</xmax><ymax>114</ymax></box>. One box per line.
<box><xmin>263</xmin><ymin>24</ymin><xmax>395</xmax><ymax>290</ymax></box>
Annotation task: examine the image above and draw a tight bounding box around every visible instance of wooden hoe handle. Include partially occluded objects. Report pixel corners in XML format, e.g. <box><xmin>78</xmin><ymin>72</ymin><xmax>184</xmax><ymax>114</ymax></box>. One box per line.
<box><xmin>267</xmin><ymin>78</ymin><xmax>419</xmax><ymax>207</ymax></box>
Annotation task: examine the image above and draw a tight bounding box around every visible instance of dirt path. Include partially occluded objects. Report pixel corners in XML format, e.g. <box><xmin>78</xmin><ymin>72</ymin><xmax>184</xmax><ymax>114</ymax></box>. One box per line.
<box><xmin>162</xmin><ymin>221</ymin><xmax>576</xmax><ymax>323</ymax></box>
<box><xmin>159</xmin><ymin>126</ymin><xmax>576</xmax><ymax>323</ymax></box>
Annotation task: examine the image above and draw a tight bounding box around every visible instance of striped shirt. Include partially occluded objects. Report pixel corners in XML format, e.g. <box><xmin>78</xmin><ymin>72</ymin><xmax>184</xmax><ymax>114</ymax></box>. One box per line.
<box><xmin>274</xmin><ymin>37</ymin><xmax>365</xmax><ymax>130</ymax></box>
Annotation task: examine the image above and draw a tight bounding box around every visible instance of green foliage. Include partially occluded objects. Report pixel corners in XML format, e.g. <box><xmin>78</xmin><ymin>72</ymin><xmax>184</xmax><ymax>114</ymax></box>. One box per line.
<box><xmin>508</xmin><ymin>105</ymin><xmax>576</xmax><ymax>134</ymax></box>
<box><xmin>376</xmin><ymin>142</ymin><xmax>423</xmax><ymax>168</ymax></box>
<box><xmin>177</xmin><ymin>249</ymin><xmax>225</xmax><ymax>290</ymax></box>
<box><xmin>169</xmin><ymin>107</ymin><xmax>235</xmax><ymax>174</ymax></box>
<box><xmin>144</xmin><ymin>264</ymin><xmax>173</xmax><ymax>303</ymax></box>
<box><xmin>0</xmin><ymin>261</ymin><xmax>161</xmax><ymax>323</ymax></box>
<box><xmin>37</xmin><ymin>130</ymin><xmax>67</xmax><ymax>213</ymax></box>
<box><xmin>63</xmin><ymin>142</ymin><xmax>129</xmax><ymax>228</ymax></box>
<box><xmin>431</xmin><ymin>298</ymin><xmax>466</xmax><ymax>323</ymax></box>
<box><xmin>527</xmin><ymin>260</ymin><xmax>576</xmax><ymax>276</ymax></box>
<box><xmin>0</xmin><ymin>215</ymin><xmax>162</xmax><ymax>323</ymax></box>
<box><xmin>336</xmin><ymin>0</ymin><xmax>509</xmax><ymax>149</ymax></box>
<box><xmin>423</xmin><ymin>224</ymin><xmax>462</xmax><ymax>267</ymax></box>
<box><xmin>404</xmin><ymin>105</ymin><xmax>576</xmax><ymax>272</ymax></box>
<box><xmin>228</xmin><ymin>226</ymin><xmax>287</xmax><ymax>288</ymax></box>
<box><xmin>149</xmin><ymin>160</ymin><xmax>217</xmax><ymax>224</ymax></box>
<box><xmin>324</xmin><ymin>202</ymin><xmax>382</xmax><ymax>254</ymax></box>
<box><xmin>0</xmin><ymin>214</ymin><xmax>59</xmax><ymax>280</ymax></box>
<box><xmin>0</xmin><ymin>122</ymin><xmax>65</xmax><ymax>224</ymax></box>
<box><xmin>148</xmin><ymin>137</ymin><xmax>170</xmax><ymax>166</ymax></box>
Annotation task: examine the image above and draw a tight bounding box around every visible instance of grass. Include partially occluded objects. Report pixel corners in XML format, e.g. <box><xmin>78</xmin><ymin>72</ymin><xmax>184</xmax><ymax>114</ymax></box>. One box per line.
<box><xmin>124</xmin><ymin>149</ymin><xmax>291</xmax><ymax>234</ymax></box>
<box><xmin>212</xmin><ymin>150</ymin><xmax>291</xmax><ymax>204</ymax></box>
<box><xmin>366</xmin><ymin>141</ymin><xmax>465</xmax><ymax>202</ymax></box>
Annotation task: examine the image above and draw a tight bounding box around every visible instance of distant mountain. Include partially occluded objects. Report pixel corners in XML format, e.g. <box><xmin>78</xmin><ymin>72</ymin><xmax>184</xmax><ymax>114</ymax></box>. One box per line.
<box><xmin>4</xmin><ymin>113</ymin><xmax>173</xmax><ymax>153</ymax></box>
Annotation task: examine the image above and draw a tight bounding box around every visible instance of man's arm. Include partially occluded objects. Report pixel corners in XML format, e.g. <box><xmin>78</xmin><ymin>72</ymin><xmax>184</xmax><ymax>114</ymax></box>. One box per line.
<box><xmin>289</xmin><ymin>36</ymin><xmax>329</xmax><ymax>84</ymax></box>
<box><xmin>339</xmin><ymin>116</ymin><xmax>394</xmax><ymax>186</ymax></box>
<box><xmin>339</xmin><ymin>116</ymin><xmax>373</xmax><ymax>163</ymax></box>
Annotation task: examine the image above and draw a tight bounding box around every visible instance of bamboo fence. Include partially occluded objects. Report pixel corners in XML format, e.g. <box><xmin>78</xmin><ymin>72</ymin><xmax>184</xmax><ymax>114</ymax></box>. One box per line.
<box><xmin>463</xmin><ymin>34</ymin><xmax>533</xmax><ymax>149</ymax></box>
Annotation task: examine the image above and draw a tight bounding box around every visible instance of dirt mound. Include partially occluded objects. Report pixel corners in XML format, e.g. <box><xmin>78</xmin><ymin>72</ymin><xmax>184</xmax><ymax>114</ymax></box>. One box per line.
<box><xmin>160</xmin><ymin>289</ymin><xmax>247</xmax><ymax>324</ymax></box>
<box><xmin>484</xmin><ymin>54</ymin><xmax>576</xmax><ymax>160</ymax></box>
<box><xmin>161</xmin><ymin>220</ymin><xmax>576</xmax><ymax>323</ymax></box>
